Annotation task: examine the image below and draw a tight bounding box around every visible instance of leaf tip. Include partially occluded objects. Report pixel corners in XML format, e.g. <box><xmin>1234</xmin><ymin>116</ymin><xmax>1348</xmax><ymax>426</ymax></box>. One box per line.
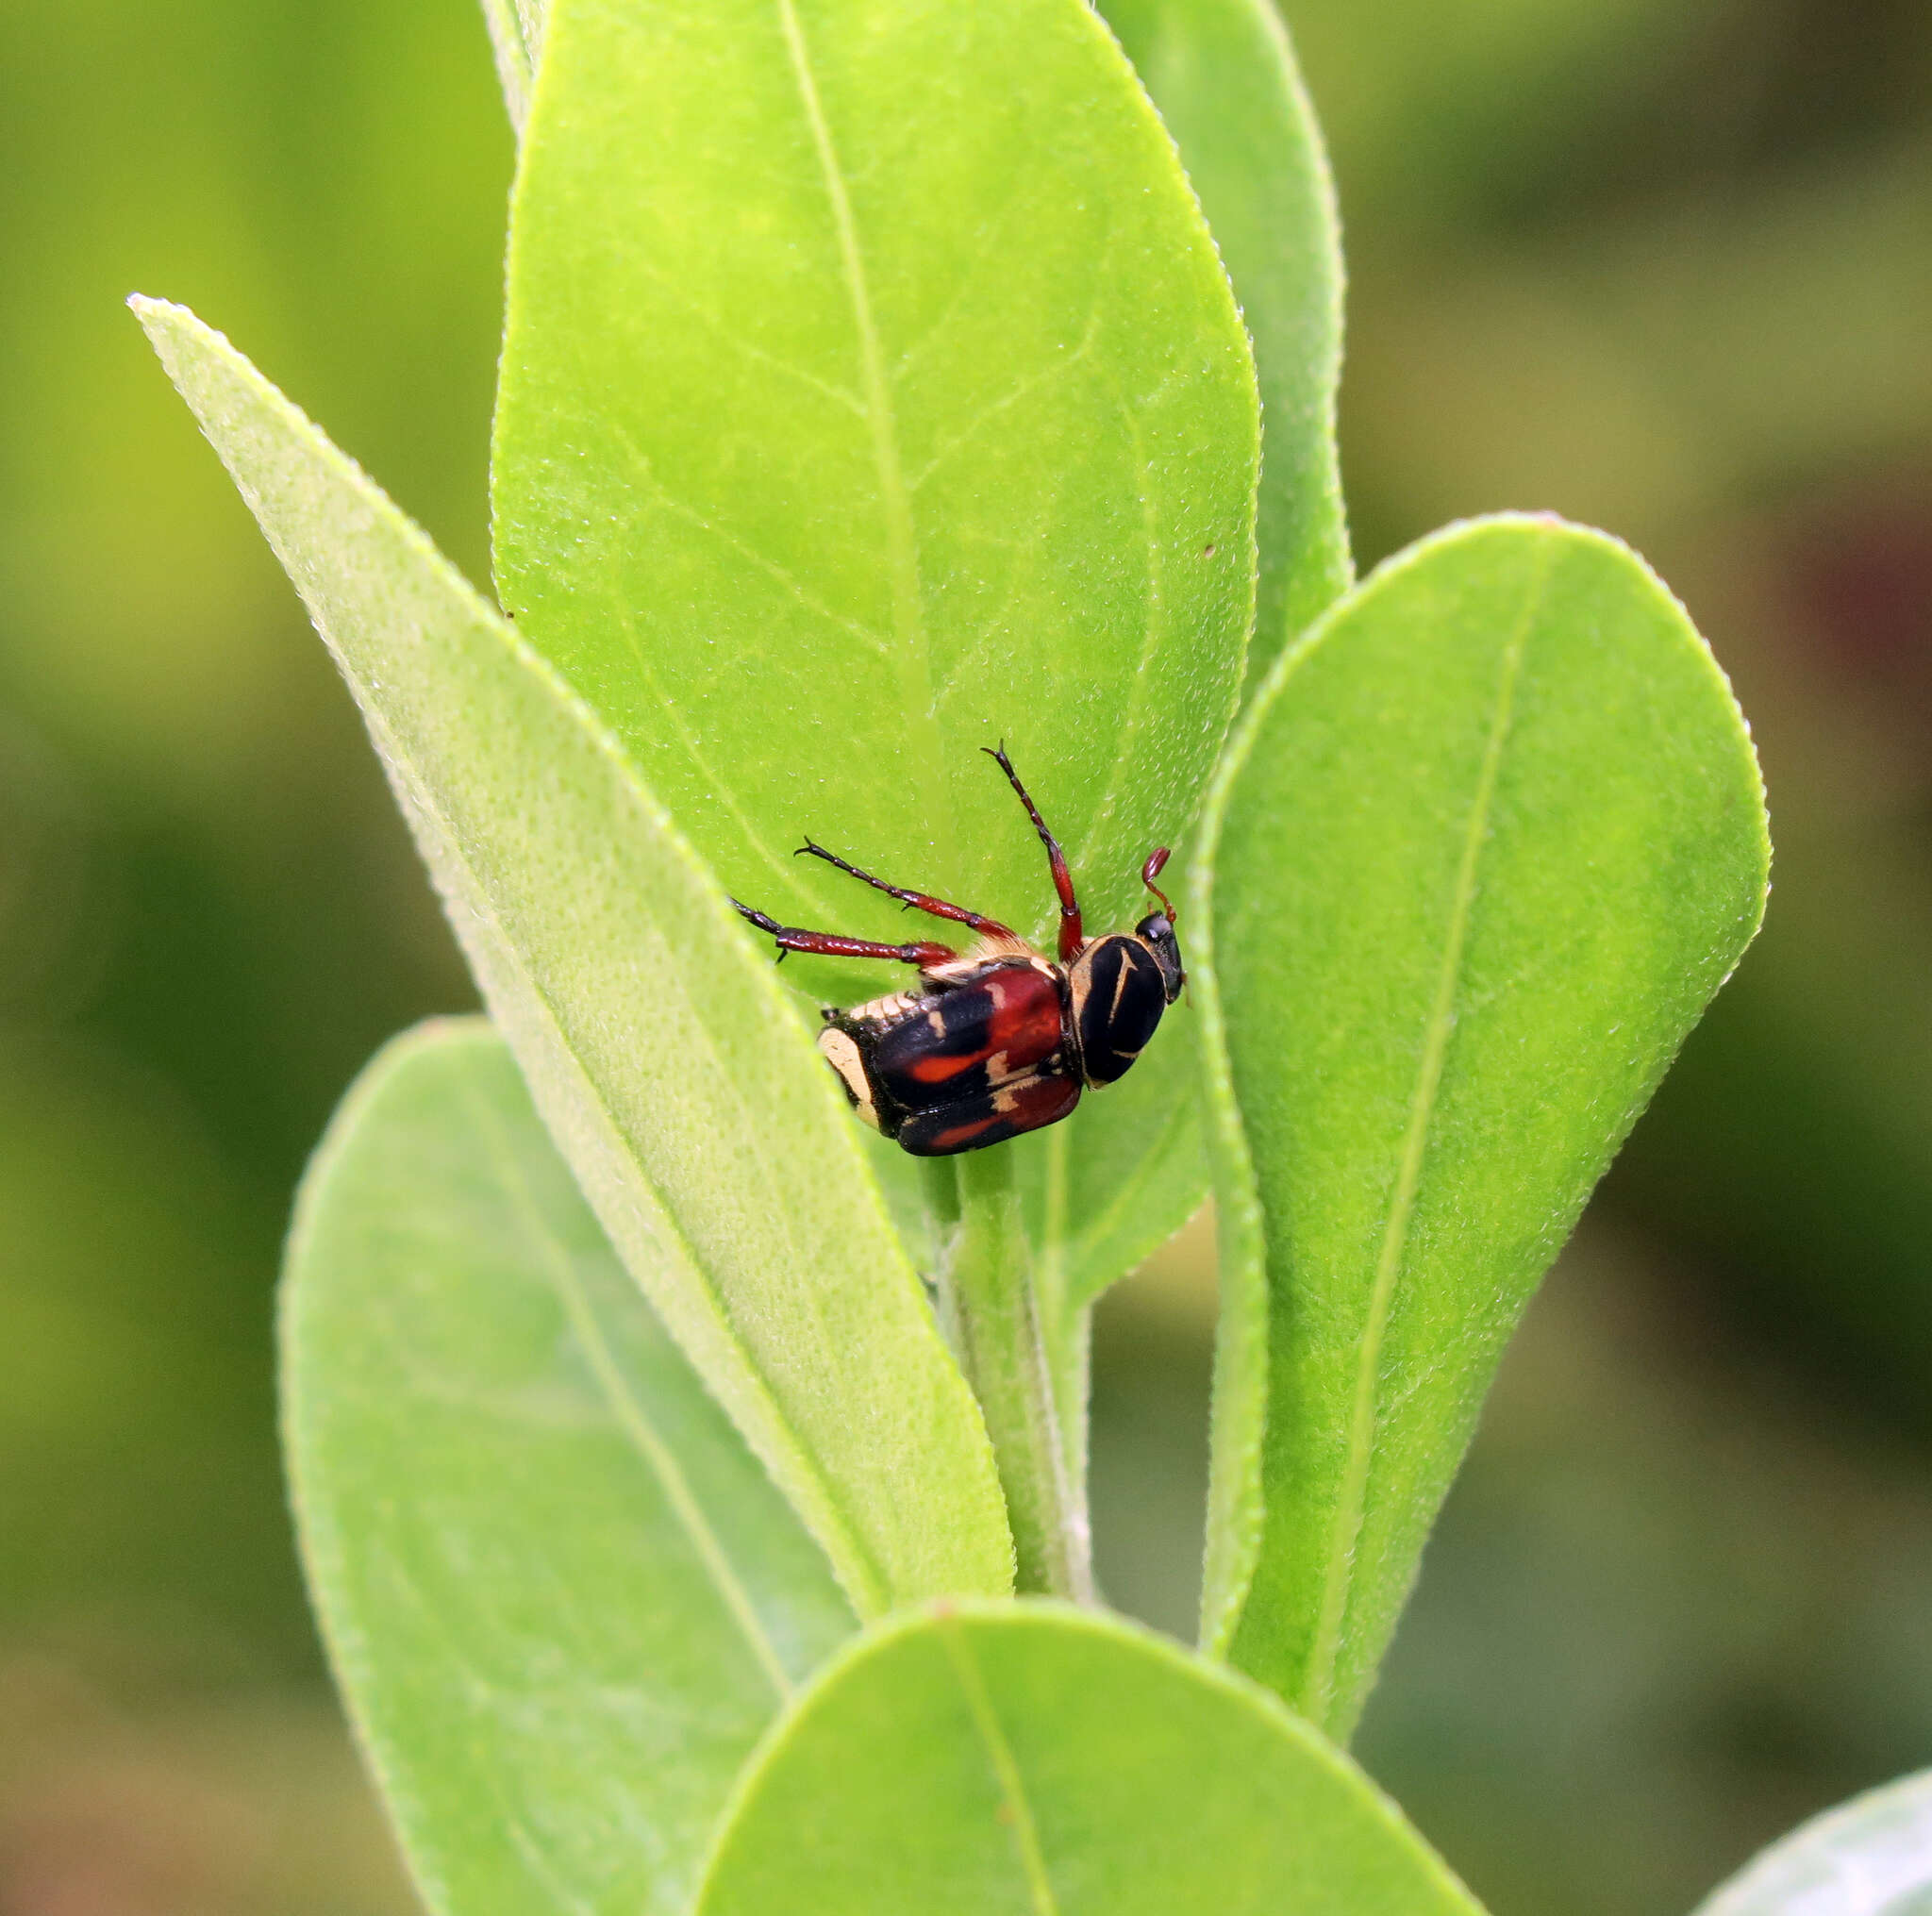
<box><xmin>125</xmin><ymin>293</ymin><xmax>226</xmax><ymax>391</ymax></box>
<box><xmin>125</xmin><ymin>290</ymin><xmax>186</xmax><ymax>332</ymax></box>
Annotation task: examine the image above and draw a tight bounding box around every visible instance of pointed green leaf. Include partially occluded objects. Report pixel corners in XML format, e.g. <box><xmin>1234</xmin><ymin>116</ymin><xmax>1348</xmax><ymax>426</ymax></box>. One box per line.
<box><xmin>696</xmin><ymin>1603</ymin><xmax>1486</xmax><ymax>1916</ymax></box>
<box><xmin>477</xmin><ymin>0</ymin><xmax>537</xmax><ymax>128</ymax></box>
<box><xmin>1099</xmin><ymin>0</ymin><xmax>1351</xmax><ymax>686</ymax></box>
<box><xmin>285</xmin><ymin>1019</ymin><xmax>853</xmax><ymax>1916</ymax></box>
<box><xmin>1194</xmin><ymin>515</ymin><xmax>1769</xmax><ymax>1737</ymax></box>
<box><xmin>134</xmin><ymin>296</ymin><xmax>1013</xmax><ymax>1616</ymax></box>
<box><xmin>1690</xmin><ymin>1768</ymin><xmax>1932</xmax><ymax>1915</ymax></box>
<box><xmin>491</xmin><ymin>0</ymin><xmax>1259</xmax><ymax>1309</ymax></box>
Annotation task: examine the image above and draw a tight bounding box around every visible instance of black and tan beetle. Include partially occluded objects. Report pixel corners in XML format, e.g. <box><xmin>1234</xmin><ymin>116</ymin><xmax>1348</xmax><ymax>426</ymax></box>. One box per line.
<box><xmin>732</xmin><ymin>747</ymin><xmax>1184</xmax><ymax>1157</ymax></box>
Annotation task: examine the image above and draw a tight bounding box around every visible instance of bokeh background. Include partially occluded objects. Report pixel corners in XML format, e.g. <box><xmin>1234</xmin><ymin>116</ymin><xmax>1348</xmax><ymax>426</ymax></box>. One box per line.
<box><xmin>2</xmin><ymin>1</ymin><xmax>1927</xmax><ymax>1909</ymax></box>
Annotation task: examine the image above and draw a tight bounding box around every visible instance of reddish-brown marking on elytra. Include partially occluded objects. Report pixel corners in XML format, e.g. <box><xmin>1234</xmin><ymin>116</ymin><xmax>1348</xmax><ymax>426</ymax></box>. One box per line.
<box><xmin>988</xmin><ymin>1071</ymin><xmax>1082</xmax><ymax>1139</ymax></box>
<box><xmin>908</xmin><ymin>1049</ymin><xmax>979</xmax><ymax>1085</ymax></box>
<box><xmin>924</xmin><ymin>1111</ymin><xmax>1005</xmax><ymax>1152</ymax></box>
<box><xmin>874</xmin><ymin>961</ymin><xmax>1063</xmax><ymax>1102</ymax></box>
<box><xmin>898</xmin><ymin>1067</ymin><xmax>1081</xmax><ymax>1155</ymax></box>
<box><xmin>982</xmin><ymin>967</ymin><xmax>1063</xmax><ymax>1068</ymax></box>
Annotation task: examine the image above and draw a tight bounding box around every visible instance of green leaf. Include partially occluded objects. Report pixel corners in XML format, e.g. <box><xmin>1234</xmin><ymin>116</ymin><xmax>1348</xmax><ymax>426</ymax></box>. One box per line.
<box><xmin>1014</xmin><ymin>1026</ymin><xmax>1212</xmax><ymax>1316</ymax></box>
<box><xmin>285</xmin><ymin>1019</ymin><xmax>853</xmax><ymax>1916</ymax></box>
<box><xmin>133</xmin><ymin>295</ymin><xmax>1014</xmax><ymax>1617</ymax></box>
<box><xmin>491</xmin><ymin>0</ymin><xmax>1259</xmax><ymax>1313</ymax></box>
<box><xmin>695</xmin><ymin>1602</ymin><xmax>1486</xmax><ymax>1915</ymax></box>
<box><xmin>1193</xmin><ymin>514</ymin><xmax>1770</xmax><ymax>1738</ymax></box>
<box><xmin>476</xmin><ymin>0</ymin><xmax>538</xmax><ymax>128</ymax></box>
<box><xmin>1690</xmin><ymin>1768</ymin><xmax>1932</xmax><ymax>1915</ymax></box>
<box><xmin>1098</xmin><ymin>0</ymin><xmax>1352</xmax><ymax>687</ymax></box>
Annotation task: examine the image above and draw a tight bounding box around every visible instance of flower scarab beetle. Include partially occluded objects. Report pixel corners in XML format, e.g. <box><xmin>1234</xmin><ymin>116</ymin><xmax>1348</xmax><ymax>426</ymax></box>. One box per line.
<box><xmin>732</xmin><ymin>747</ymin><xmax>1185</xmax><ymax>1157</ymax></box>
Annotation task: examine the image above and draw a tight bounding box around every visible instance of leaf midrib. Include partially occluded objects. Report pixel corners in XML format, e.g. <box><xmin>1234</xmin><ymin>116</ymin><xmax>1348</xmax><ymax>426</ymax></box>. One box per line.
<box><xmin>776</xmin><ymin>0</ymin><xmax>950</xmax><ymax>858</ymax></box>
<box><xmin>1302</xmin><ymin>539</ymin><xmax>1555</xmax><ymax>1725</ymax></box>
<box><xmin>936</xmin><ymin>1618</ymin><xmax>1061</xmax><ymax>1916</ymax></box>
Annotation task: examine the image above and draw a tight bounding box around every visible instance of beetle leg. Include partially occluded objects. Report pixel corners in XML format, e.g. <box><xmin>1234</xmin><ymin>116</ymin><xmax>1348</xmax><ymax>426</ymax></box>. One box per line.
<box><xmin>983</xmin><ymin>743</ymin><xmax>1083</xmax><ymax>962</ymax></box>
<box><xmin>731</xmin><ymin>899</ymin><xmax>956</xmax><ymax>969</ymax></box>
<box><xmin>794</xmin><ymin>839</ymin><xmax>1015</xmax><ymax>938</ymax></box>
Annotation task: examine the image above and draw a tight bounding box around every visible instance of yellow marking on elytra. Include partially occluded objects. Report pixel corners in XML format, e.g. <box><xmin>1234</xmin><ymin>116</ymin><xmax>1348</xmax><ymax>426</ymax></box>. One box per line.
<box><xmin>816</xmin><ymin>1027</ymin><xmax>879</xmax><ymax>1129</ymax></box>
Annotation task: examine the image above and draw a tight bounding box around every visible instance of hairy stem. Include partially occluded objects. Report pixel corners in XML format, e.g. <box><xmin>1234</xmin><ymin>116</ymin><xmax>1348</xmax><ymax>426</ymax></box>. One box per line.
<box><xmin>944</xmin><ymin>1150</ymin><xmax>1093</xmax><ymax>1601</ymax></box>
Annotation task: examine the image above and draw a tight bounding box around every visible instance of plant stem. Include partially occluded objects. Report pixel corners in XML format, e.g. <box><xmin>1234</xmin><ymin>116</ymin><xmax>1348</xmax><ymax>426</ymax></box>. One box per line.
<box><xmin>944</xmin><ymin>1149</ymin><xmax>1094</xmax><ymax>1602</ymax></box>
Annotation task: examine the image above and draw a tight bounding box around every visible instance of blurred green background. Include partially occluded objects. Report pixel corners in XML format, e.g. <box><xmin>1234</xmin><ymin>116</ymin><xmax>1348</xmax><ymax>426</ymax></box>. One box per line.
<box><xmin>2</xmin><ymin>1</ymin><xmax>1927</xmax><ymax>1909</ymax></box>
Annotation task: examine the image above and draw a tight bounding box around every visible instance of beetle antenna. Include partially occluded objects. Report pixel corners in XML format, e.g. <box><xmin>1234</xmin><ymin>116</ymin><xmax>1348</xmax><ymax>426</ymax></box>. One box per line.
<box><xmin>1141</xmin><ymin>847</ymin><xmax>1176</xmax><ymax>923</ymax></box>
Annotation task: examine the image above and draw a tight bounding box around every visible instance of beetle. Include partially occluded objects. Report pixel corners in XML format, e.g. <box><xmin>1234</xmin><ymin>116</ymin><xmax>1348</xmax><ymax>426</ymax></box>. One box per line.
<box><xmin>731</xmin><ymin>746</ymin><xmax>1184</xmax><ymax>1157</ymax></box>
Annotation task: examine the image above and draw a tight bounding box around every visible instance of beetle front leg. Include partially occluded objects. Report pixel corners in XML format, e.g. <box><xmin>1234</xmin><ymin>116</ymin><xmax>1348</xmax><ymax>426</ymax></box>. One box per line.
<box><xmin>730</xmin><ymin>900</ymin><xmax>957</xmax><ymax>969</ymax></box>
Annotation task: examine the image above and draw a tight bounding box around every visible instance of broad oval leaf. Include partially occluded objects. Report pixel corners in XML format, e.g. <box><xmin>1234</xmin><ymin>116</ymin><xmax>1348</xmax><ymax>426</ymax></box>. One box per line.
<box><xmin>134</xmin><ymin>296</ymin><xmax>1014</xmax><ymax>1616</ymax></box>
<box><xmin>475</xmin><ymin>0</ymin><xmax>1336</xmax><ymax>1336</ymax></box>
<box><xmin>1098</xmin><ymin>0</ymin><xmax>1351</xmax><ymax>688</ymax></box>
<box><xmin>285</xmin><ymin>1019</ymin><xmax>853</xmax><ymax>1916</ymax></box>
<box><xmin>1690</xmin><ymin>1768</ymin><xmax>1932</xmax><ymax>1916</ymax></box>
<box><xmin>491</xmin><ymin>0</ymin><xmax>1260</xmax><ymax>1311</ymax></box>
<box><xmin>695</xmin><ymin>1602</ymin><xmax>1486</xmax><ymax>1915</ymax></box>
<box><xmin>1194</xmin><ymin>515</ymin><xmax>1770</xmax><ymax>1737</ymax></box>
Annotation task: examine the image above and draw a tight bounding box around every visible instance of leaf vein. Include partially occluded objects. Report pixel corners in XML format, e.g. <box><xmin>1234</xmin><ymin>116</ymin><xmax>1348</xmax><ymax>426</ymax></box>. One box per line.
<box><xmin>905</xmin><ymin>305</ymin><xmax>1105</xmax><ymax>494</ymax></box>
<box><xmin>613</xmin><ymin>246</ymin><xmax>867</xmax><ymax>417</ymax></box>
<box><xmin>601</xmin><ymin>561</ymin><xmax>826</xmax><ymax>912</ymax></box>
<box><xmin>610</xmin><ymin>421</ymin><xmax>892</xmax><ymax>658</ymax></box>
<box><xmin>886</xmin><ymin>188</ymin><xmax>1031</xmax><ymax>388</ymax></box>
<box><xmin>458</xmin><ymin>1072</ymin><xmax>798</xmax><ymax>1701</ymax></box>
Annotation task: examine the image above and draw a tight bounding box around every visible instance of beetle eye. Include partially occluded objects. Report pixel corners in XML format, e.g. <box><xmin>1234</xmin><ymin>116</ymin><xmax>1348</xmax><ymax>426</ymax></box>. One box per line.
<box><xmin>1135</xmin><ymin>914</ymin><xmax>1186</xmax><ymax>1003</ymax></box>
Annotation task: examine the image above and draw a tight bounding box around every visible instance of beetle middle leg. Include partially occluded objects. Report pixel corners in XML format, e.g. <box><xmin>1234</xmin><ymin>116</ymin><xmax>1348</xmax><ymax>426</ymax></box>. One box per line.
<box><xmin>794</xmin><ymin>839</ymin><xmax>1015</xmax><ymax>939</ymax></box>
<box><xmin>730</xmin><ymin>899</ymin><xmax>957</xmax><ymax>969</ymax></box>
